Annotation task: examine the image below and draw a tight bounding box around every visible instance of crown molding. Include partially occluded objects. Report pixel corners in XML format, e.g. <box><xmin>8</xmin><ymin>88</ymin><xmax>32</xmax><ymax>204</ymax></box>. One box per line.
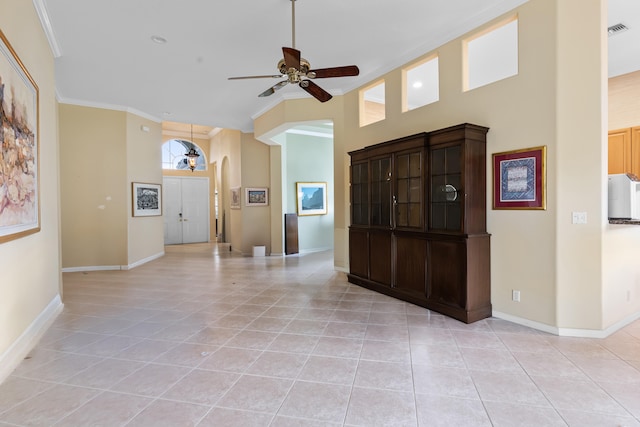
<box><xmin>57</xmin><ymin>97</ymin><xmax>162</xmax><ymax>123</ymax></box>
<box><xmin>32</xmin><ymin>0</ymin><xmax>62</xmax><ymax>58</ymax></box>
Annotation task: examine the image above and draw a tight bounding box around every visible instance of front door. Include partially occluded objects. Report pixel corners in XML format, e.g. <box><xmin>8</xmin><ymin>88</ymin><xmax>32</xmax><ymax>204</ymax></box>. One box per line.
<box><xmin>163</xmin><ymin>177</ymin><xmax>209</xmax><ymax>244</ymax></box>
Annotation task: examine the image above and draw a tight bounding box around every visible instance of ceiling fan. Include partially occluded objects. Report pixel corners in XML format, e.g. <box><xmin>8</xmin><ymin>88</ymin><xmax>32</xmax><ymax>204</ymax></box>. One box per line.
<box><xmin>228</xmin><ymin>0</ymin><xmax>359</xmax><ymax>103</ymax></box>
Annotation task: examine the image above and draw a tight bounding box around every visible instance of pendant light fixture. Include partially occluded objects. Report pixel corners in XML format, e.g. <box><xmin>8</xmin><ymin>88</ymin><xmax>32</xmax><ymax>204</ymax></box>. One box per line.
<box><xmin>185</xmin><ymin>124</ymin><xmax>199</xmax><ymax>172</ymax></box>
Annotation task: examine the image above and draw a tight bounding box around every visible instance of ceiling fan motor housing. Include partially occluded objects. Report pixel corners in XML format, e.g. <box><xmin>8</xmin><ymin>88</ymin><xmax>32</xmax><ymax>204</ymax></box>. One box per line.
<box><xmin>278</xmin><ymin>58</ymin><xmax>310</xmax><ymax>75</ymax></box>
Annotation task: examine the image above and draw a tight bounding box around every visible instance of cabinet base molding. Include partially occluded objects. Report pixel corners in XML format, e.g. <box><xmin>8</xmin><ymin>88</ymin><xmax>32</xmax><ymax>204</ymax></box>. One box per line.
<box><xmin>347</xmin><ymin>274</ymin><xmax>492</xmax><ymax>324</ymax></box>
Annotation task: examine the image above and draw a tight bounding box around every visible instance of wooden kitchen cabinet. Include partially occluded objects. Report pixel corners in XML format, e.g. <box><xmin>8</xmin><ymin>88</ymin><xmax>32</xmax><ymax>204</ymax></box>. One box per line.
<box><xmin>348</xmin><ymin>123</ymin><xmax>491</xmax><ymax>323</ymax></box>
<box><xmin>608</xmin><ymin>126</ymin><xmax>640</xmax><ymax>177</ymax></box>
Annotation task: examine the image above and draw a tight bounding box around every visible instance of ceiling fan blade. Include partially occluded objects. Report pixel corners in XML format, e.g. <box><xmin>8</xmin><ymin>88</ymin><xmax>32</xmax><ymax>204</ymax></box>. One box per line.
<box><xmin>282</xmin><ymin>47</ymin><xmax>301</xmax><ymax>71</ymax></box>
<box><xmin>308</xmin><ymin>65</ymin><xmax>360</xmax><ymax>79</ymax></box>
<box><xmin>228</xmin><ymin>74</ymin><xmax>283</xmax><ymax>80</ymax></box>
<box><xmin>258</xmin><ymin>80</ymin><xmax>289</xmax><ymax>98</ymax></box>
<box><xmin>299</xmin><ymin>80</ymin><xmax>332</xmax><ymax>103</ymax></box>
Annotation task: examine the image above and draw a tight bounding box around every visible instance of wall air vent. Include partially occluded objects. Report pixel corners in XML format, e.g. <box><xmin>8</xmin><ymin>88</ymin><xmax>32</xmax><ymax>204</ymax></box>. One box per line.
<box><xmin>608</xmin><ymin>23</ymin><xmax>629</xmax><ymax>36</ymax></box>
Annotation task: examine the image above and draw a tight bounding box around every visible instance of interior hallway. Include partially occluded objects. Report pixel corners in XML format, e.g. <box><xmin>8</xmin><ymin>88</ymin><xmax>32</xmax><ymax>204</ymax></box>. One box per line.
<box><xmin>0</xmin><ymin>243</ymin><xmax>639</xmax><ymax>426</ymax></box>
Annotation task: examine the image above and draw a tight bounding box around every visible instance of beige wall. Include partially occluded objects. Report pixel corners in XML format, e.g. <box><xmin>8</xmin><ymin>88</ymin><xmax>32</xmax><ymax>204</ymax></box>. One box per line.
<box><xmin>240</xmin><ymin>134</ymin><xmax>271</xmax><ymax>254</ymax></box>
<box><xmin>60</xmin><ymin>105</ymin><xmax>165</xmax><ymax>269</ymax></box>
<box><xmin>554</xmin><ymin>0</ymin><xmax>607</xmax><ymax>330</ymax></box>
<box><xmin>127</xmin><ymin>113</ymin><xmax>164</xmax><ymax>265</ymax></box>
<box><xmin>60</xmin><ymin>105</ymin><xmax>128</xmax><ymax>268</ymax></box>
<box><xmin>270</xmin><ymin>144</ymin><xmax>284</xmax><ymax>255</ymax></box>
<box><xmin>255</xmin><ymin>0</ymin><xmax>632</xmax><ymax>332</ymax></box>
<box><xmin>0</xmin><ymin>0</ymin><xmax>62</xmax><ymax>380</ymax></box>
<box><xmin>210</xmin><ymin>129</ymin><xmax>242</xmax><ymax>250</ymax></box>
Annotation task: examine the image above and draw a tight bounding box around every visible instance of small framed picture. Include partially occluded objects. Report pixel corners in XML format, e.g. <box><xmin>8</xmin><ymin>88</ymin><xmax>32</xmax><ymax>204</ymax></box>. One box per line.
<box><xmin>492</xmin><ymin>146</ymin><xmax>546</xmax><ymax>210</ymax></box>
<box><xmin>296</xmin><ymin>182</ymin><xmax>328</xmax><ymax>216</ymax></box>
<box><xmin>230</xmin><ymin>187</ymin><xmax>241</xmax><ymax>209</ymax></box>
<box><xmin>245</xmin><ymin>187</ymin><xmax>268</xmax><ymax>206</ymax></box>
<box><xmin>132</xmin><ymin>182</ymin><xmax>162</xmax><ymax>216</ymax></box>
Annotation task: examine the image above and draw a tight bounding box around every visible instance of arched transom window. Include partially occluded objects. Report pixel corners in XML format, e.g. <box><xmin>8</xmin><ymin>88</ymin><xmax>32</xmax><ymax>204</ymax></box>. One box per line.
<box><xmin>162</xmin><ymin>139</ymin><xmax>206</xmax><ymax>171</ymax></box>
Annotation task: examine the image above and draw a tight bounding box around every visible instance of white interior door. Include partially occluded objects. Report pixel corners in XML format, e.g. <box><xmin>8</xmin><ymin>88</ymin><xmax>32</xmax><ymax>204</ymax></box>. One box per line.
<box><xmin>163</xmin><ymin>177</ymin><xmax>209</xmax><ymax>245</ymax></box>
<box><xmin>181</xmin><ymin>178</ymin><xmax>209</xmax><ymax>243</ymax></box>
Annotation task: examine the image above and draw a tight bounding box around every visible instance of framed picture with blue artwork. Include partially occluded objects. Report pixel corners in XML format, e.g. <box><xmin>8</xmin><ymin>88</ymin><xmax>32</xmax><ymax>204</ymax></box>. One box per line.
<box><xmin>296</xmin><ymin>182</ymin><xmax>327</xmax><ymax>216</ymax></box>
<box><xmin>493</xmin><ymin>146</ymin><xmax>546</xmax><ymax>210</ymax></box>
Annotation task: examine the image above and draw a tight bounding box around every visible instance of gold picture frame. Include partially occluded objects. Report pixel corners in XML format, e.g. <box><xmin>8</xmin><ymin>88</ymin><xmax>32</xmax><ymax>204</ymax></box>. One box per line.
<box><xmin>296</xmin><ymin>182</ymin><xmax>328</xmax><ymax>216</ymax></box>
<box><xmin>0</xmin><ymin>30</ymin><xmax>40</xmax><ymax>243</ymax></box>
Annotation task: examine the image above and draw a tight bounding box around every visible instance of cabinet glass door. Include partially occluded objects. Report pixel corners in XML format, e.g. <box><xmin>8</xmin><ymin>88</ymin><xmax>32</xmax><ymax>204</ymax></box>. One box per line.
<box><xmin>430</xmin><ymin>145</ymin><xmax>462</xmax><ymax>231</ymax></box>
<box><xmin>395</xmin><ymin>151</ymin><xmax>423</xmax><ymax>229</ymax></box>
<box><xmin>351</xmin><ymin>162</ymin><xmax>369</xmax><ymax>225</ymax></box>
<box><xmin>371</xmin><ymin>157</ymin><xmax>391</xmax><ymax>227</ymax></box>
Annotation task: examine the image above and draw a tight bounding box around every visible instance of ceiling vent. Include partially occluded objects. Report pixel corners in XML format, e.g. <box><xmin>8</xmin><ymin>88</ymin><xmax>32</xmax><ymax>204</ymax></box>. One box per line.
<box><xmin>608</xmin><ymin>23</ymin><xmax>629</xmax><ymax>36</ymax></box>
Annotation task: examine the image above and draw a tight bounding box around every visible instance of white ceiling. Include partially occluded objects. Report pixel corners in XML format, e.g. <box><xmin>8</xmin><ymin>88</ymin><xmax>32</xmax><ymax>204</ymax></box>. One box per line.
<box><xmin>36</xmin><ymin>0</ymin><xmax>637</xmax><ymax>133</ymax></box>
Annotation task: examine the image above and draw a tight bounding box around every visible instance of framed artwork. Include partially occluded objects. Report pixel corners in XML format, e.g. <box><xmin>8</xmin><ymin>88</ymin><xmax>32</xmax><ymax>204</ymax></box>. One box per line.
<box><xmin>493</xmin><ymin>146</ymin><xmax>546</xmax><ymax>210</ymax></box>
<box><xmin>132</xmin><ymin>182</ymin><xmax>162</xmax><ymax>216</ymax></box>
<box><xmin>297</xmin><ymin>182</ymin><xmax>328</xmax><ymax>216</ymax></box>
<box><xmin>230</xmin><ymin>187</ymin><xmax>241</xmax><ymax>209</ymax></box>
<box><xmin>0</xmin><ymin>30</ymin><xmax>40</xmax><ymax>244</ymax></box>
<box><xmin>245</xmin><ymin>187</ymin><xmax>268</xmax><ymax>206</ymax></box>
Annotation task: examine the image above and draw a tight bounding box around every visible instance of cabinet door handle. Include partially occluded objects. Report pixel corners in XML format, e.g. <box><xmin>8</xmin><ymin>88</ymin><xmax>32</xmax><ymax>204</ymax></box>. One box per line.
<box><xmin>443</xmin><ymin>184</ymin><xmax>458</xmax><ymax>201</ymax></box>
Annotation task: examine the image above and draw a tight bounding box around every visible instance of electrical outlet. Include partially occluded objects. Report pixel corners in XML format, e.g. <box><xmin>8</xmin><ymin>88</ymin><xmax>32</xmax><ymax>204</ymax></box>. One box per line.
<box><xmin>571</xmin><ymin>212</ymin><xmax>587</xmax><ymax>224</ymax></box>
<box><xmin>512</xmin><ymin>290</ymin><xmax>521</xmax><ymax>302</ymax></box>
<box><xmin>628</xmin><ymin>290</ymin><xmax>631</xmax><ymax>302</ymax></box>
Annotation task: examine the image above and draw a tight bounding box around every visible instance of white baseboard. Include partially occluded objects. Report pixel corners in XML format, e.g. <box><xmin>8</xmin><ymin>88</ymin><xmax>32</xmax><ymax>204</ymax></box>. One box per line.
<box><xmin>558</xmin><ymin>310</ymin><xmax>640</xmax><ymax>338</ymax></box>
<box><xmin>0</xmin><ymin>295</ymin><xmax>63</xmax><ymax>384</ymax></box>
<box><xmin>492</xmin><ymin>311</ymin><xmax>559</xmax><ymax>335</ymax></box>
<box><xmin>123</xmin><ymin>251</ymin><xmax>165</xmax><ymax>270</ymax></box>
<box><xmin>62</xmin><ymin>251</ymin><xmax>165</xmax><ymax>272</ymax></box>
<box><xmin>62</xmin><ymin>265</ymin><xmax>121</xmax><ymax>273</ymax></box>
<box><xmin>492</xmin><ymin>309</ymin><xmax>640</xmax><ymax>338</ymax></box>
<box><xmin>299</xmin><ymin>246</ymin><xmax>333</xmax><ymax>254</ymax></box>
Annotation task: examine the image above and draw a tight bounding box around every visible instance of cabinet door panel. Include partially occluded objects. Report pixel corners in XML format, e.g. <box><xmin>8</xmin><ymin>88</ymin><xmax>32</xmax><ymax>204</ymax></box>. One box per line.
<box><xmin>394</xmin><ymin>236</ymin><xmax>427</xmax><ymax>296</ymax></box>
<box><xmin>632</xmin><ymin>127</ymin><xmax>640</xmax><ymax>177</ymax></box>
<box><xmin>351</xmin><ymin>162</ymin><xmax>369</xmax><ymax>225</ymax></box>
<box><xmin>371</xmin><ymin>157</ymin><xmax>392</xmax><ymax>227</ymax></box>
<box><xmin>349</xmin><ymin>229</ymin><xmax>369</xmax><ymax>278</ymax></box>
<box><xmin>429</xmin><ymin>146</ymin><xmax>463</xmax><ymax>232</ymax></box>
<box><xmin>395</xmin><ymin>150</ymin><xmax>424</xmax><ymax>230</ymax></box>
<box><xmin>369</xmin><ymin>231</ymin><xmax>392</xmax><ymax>286</ymax></box>
<box><xmin>608</xmin><ymin>128</ymin><xmax>632</xmax><ymax>174</ymax></box>
<box><xmin>428</xmin><ymin>240</ymin><xmax>466</xmax><ymax>309</ymax></box>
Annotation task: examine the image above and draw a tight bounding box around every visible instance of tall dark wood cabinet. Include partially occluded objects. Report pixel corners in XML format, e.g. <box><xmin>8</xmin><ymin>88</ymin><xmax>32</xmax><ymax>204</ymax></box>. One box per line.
<box><xmin>284</xmin><ymin>214</ymin><xmax>299</xmax><ymax>255</ymax></box>
<box><xmin>348</xmin><ymin>123</ymin><xmax>491</xmax><ymax>323</ymax></box>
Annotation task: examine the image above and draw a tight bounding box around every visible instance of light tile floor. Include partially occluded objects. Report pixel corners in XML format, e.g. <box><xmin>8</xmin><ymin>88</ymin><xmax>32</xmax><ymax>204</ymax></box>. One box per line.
<box><xmin>1</xmin><ymin>243</ymin><xmax>640</xmax><ymax>426</ymax></box>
